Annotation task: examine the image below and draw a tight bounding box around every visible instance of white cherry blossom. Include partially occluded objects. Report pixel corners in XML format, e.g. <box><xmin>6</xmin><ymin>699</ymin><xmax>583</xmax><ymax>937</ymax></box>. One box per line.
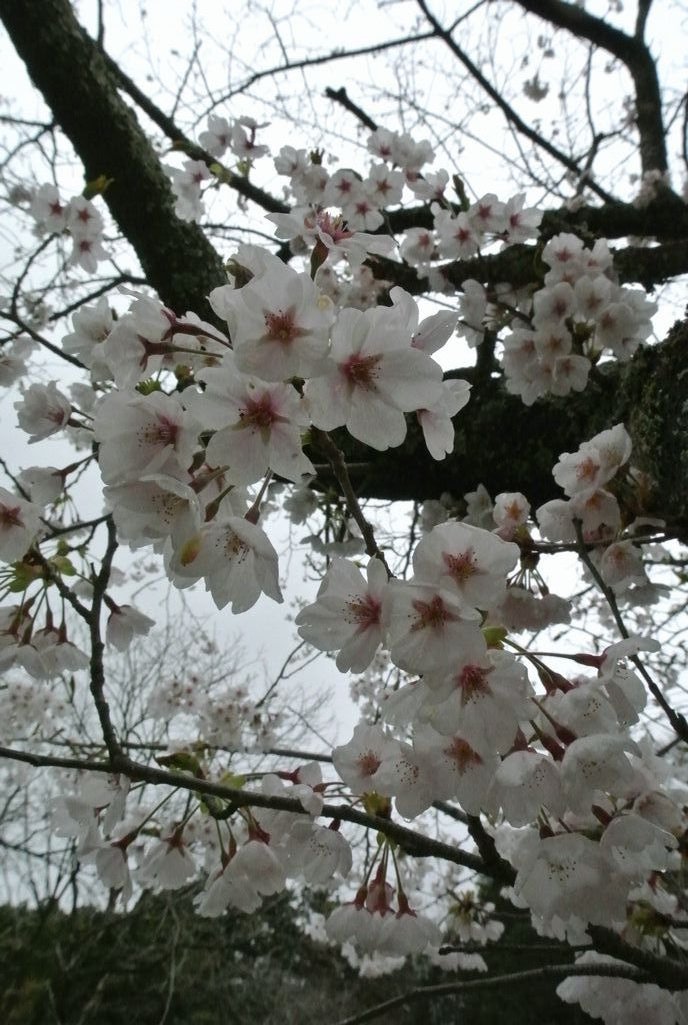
<box><xmin>295</xmin><ymin>557</ymin><xmax>388</xmax><ymax>672</ymax></box>
<box><xmin>15</xmin><ymin>381</ymin><xmax>71</xmax><ymax>442</ymax></box>
<box><xmin>332</xmin><ymin>722</ymin><xmax>402</xmax><ymax>794</ymax></box>
<box><xmin>105</xmin><ymin>604</ymin><xmax>156</xmax><ymax>650</ymax></box>
<box><xmin>412</xmin><ymin>520</ymin><xmax>519</xmax><ymax>614</ymax></box>
<box><xmin>222</xmin><ymin>262</ymin><xmax>334</xmax><ymax>382</ymax></box>
<box><xmin>417</xmin><ymin>378</ymin><xmax>471</xmax><ymax>460</ymax></box>
<box><xmin>187</xmin><ymin>363</ymin><xmax>314</xmax><ymax>485</ymax></box>
<box><xmin>488</xmin><ymin>750</ymin><xmax>564</xmax><ymax>825</ymax></box>
<box><xmin>169</xmin><ymin>516</ymin><xmax>283</xmax><ymax>613</ymax></box>
<box><xmin>94</xmin><ymin>390</ymin><xmax>201</xmax><ymax>485</ymax></box>
<box><xmin>0</xmin><ymin>488</ymin><xmax>41</xmax><ymax>563</ymax></box>
<box><xmin>305</xmin><ymin>304</ymin><xmax>443</xmax><ymax>450</ymax></box>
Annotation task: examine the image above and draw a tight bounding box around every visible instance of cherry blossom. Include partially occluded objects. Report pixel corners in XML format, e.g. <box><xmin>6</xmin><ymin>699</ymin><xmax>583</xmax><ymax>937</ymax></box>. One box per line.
<box><xmin>167</xmin><ymin>159</ymin><xmax>212</xmax><ymax>220</ymax></box>
<box><xmin>15</xmin><ymin>381</ymin><xmax>72</xmax><ymax>442</ymax></box>
<box><xmin>417</xmin><ymin>378</ymin><xmax>472</xmax><ymax>460</ymax></box>
<box><xmin>0</xmin><ymin>487</ymin><xmax>41</xmax><ymax>562</ymax></box>
<box><xmin>94</xmin><ymin>390</ymin><xmax>201</xmax><ymax>485</ymax></box>
<box><xmin>412</xmin><ymin>520</ymin><xmax>519</xmax><ymax>614</ymax></box>
<box><xmin>295</xmin><ymin>557</ymin><xmax>389</xmax><ymax>672</ymax></box>
<box><xmin>187</xmin><ymin>363</ymin><xmax>314</xmax><ymax>485</ymax></box>
<box><xmin>139</xmin><ymin>830</ymin><xmax>197</xmax><ymax>889</ymax></box>
<box><xmin>169</xmin><ymin>516</ymin><xmax>283</xmax><ymax>613</ymax></box>
<box><xmin>105</xmin><ymin>603</ymin><xmax>156</xmax><ymax>651</ymax></box>
<box><xmin>488</xmin><ymin>750</ymin><xmax>564</xmax><ymax>825</ymax></box>
<box><xmin>6</xmin><ymin>106</ymin><xmax>685</xmax><ymax>1011</ymax></box>
<box><xmin>385</xmin><ymin>580</ymin><xmax>481</xmax><ymax>674</ymax></box>
<box><xmin>285</xmin><ymin>820</ymin><xmax>353</xmax><ymax>884</ymax></box>
<box><xmin>217</xmin><ymin>261</ymin><xmax>334</xmax><ymax>382</ymax></box>
<box><xmin>332</xmin><ymin>722</ymin><xmax>402</xmax><ymax>794</ymax></box>
<box><xmin>306</xmin><ymin>304</ymin><xmax>443</xmax><ymax>450</ymax></box>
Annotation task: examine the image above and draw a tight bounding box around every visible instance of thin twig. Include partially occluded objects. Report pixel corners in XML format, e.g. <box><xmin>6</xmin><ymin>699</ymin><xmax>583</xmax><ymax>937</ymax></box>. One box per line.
<box><xmin>312</xmin><ymin>428</ymin><xmax>390</xmax><ymax>571</ymax></box>
<box><xmin>332</xmin><ymin>962</ymin><xmax>650</xmax><ymax>1025</ymax></box>
<box><xmin>573</xmin><ymin>520</ymin><xmax>688</xmax><ymax>743</ymax></box>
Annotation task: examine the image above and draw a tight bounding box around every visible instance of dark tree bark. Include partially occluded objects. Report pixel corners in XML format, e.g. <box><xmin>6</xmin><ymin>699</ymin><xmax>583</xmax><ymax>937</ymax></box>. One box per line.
<box><xmin>322</xmin><ymin>324</ymin><xmax>688</xmax><ymax>536</ymax></box>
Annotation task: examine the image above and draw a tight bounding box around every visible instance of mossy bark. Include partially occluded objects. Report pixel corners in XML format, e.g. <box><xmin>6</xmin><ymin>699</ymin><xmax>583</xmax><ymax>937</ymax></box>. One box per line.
<box><xmin>322</xmin><ymin>329</ymin><xmax>688</xmax><ymax>533</ymax></box>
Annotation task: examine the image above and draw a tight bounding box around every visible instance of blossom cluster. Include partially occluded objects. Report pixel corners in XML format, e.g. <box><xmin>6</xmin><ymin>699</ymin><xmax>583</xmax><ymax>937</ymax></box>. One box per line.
<box><xmin>499</xmin><ymin>234</ymin><xmax>656</xmax><ymax>403</ymax></box>
<box><xmin>1</xmin><ymin>114</ymin><xmax>683</xmax><ymax>1019</ymax></box>
<box><xmin>29</xmin><ymin>184</ymin><xmax>108</xmax><ymax>272</ymax></box>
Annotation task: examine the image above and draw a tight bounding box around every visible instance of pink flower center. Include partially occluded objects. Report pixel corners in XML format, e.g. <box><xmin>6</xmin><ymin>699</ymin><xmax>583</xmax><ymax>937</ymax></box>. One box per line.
<box><xmin>357</xmin><ymin>750</ymin><xmax>381</xmax><ymax>777</ymax></box>
<box><xmin>341</xmin><ymin>353</ymin><xmax>381</xmax><ymax>390</ymax></box>
<box><xmin>576</xmin><ymin>456</ymin><xmax>599</xmax><ymax>482</ymax></box>
<box><xmin>224</xmin><ymin>531</ymin><xmax>250</xmax><ymax>562</ymax></box>
<box><xmin>264</xmin><ymin>308</ymin><xmax>304</xmax><ymax>346</ymax></box>
<box><xmin>240</xmin><ymin>392</ymin><xmax>280</xmax><ymax>431</ymax></box>
<box><xmin>443</xmin><ymin>548</ymin><xmax>477</xmax><ymax>584</ymax></box>
<box><xmin>144</xmin><ymin>415</ymin><xmax>179</xmax><ymax>448</ymax></box>
<box><xmin>316</xmin><ymin>212</ymin><xmax>353</xmax><ymax>243</ymax></box>
<box><xmin>346</xmin><ymin>593</ymin><xmax>381</xmax><ymax>630</ymax></box>
<box><xmin>0</xmin><ymin>503</ymin><xmax>22</xmax><ymax>529</ymax></box>
<box><xmin>457</xmin><ymin>663</ymin><xmax>491</xmax><ymax>701</ymax></box>
<box><xmin>445</xmin><ymin>737</ymin><xmax>482</xmax><ymax>773</ymax></box>
<box><xmin>410</xmin><ymin>594</ymin><xmax>459</xmax><ymax>633</ymax></box>
<box><xmin>505</xmin><ymin>500</ymin><xmax>523</xmax><ymax>521</ymax></box>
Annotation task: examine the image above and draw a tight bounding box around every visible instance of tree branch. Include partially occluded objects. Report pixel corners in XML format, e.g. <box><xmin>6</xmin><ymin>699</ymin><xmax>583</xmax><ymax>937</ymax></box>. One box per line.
<box><xmin>0</xmin><ymin>746</ymin><xmax>493</xmax><ymax>876</ymax></box>
<box><xmin>515</xmin><ymin>0</ymin><xmax>668</xmax><ymax>174</ymax></box>
<box><xmin>333</xmin><ymin>962</ymin><xmax>650</xmax><ymax>1025</ymax></box>
<box><xmin>415</xmin><ymin>0</ymin><xmax>617</xmax><ymax>203</ymax></box>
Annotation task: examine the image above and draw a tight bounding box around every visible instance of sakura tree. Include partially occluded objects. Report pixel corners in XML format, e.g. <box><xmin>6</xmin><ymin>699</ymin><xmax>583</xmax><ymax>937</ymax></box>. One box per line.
<box><xmin>1</xmin><ymin>0</ymin><xmax>688</xmax><ymax>1021</ymax></box>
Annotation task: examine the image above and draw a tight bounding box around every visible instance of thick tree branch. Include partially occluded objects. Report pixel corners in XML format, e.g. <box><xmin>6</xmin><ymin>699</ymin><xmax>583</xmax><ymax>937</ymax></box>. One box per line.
<box><xmin>388</xmin><ymin>194</ymin><xmax>688</xmax><ymax>245</ymax></box>
<box><xmin>0</xmin><ymin>746</ymin><xmax>492</xmax><ymax>877</ymax></box>
<box><xmin>4</xmin><ymin>744</ymin><xmax>684</xmax><ymax>988</ymax></box>
<box><xmin>372</xmin><ymin>236</ymin><xmax>688</xmax><ymax>299</ymax></box>
<box><xmin>515</xmin><ymin>0</ymin><xmax>668</xmax><ymax>174</ymax></box>
<box><xmin>99</xmin><ymin>48</ymin><xmax>290</xmax><ymax>217</ymax></box>
<box><xmin>314</xmin><ymin>322</ymin><xmax>688</xmax><ymax>534</ymax></box>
